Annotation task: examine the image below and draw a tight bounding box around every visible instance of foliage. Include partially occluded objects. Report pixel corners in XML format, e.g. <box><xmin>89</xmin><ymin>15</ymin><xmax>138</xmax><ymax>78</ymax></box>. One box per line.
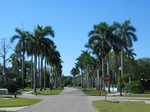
<box><xmin>6</xmin><ymin>82</ymin><xmax>18</xmax><ymax>93</ymax></box>
<box><xmin>59</xmin><ymin>76</ymin><xmax>72</xmax><ymax>86</ymax></box>
<box><xmin>126</xmin><ymin>81</ymin><xmax>144</xmax><ymax>93</ymax></box>
<box><xmin>135</xmin><ymin>58</ymin><xmax>150</xmax><ymax>80</ymax></box>
<box><xmin>120</xmin><ymin>73</ymin><xmax>132</xmax><ymax>83</ymax></box>
<box><xmin>94</xmin><ymin>100</ymin><xmax>150</xmax><ymax>112</ymax></box>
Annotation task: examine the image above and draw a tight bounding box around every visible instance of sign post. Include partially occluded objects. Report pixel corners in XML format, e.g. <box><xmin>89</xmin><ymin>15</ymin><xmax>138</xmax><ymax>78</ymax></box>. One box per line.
<box><xmin>103</xmin><ymin>74</ymin><xmax>110</xmax><ymax>100</ymax></box>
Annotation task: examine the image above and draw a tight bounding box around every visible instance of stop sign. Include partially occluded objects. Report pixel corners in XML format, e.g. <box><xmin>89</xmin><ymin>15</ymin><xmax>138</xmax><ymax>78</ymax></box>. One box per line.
<box><xmin>103</xmin><ymin>74</ymin><xmax>110</xmax><ymax>82</ymax></box>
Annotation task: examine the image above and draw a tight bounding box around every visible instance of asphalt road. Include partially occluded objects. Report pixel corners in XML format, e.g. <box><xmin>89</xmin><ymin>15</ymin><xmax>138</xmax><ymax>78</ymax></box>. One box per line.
<box><xmin>19</xmin><ymin>87</ymin><xmax>98</xmax><ymax>112</ymax></box>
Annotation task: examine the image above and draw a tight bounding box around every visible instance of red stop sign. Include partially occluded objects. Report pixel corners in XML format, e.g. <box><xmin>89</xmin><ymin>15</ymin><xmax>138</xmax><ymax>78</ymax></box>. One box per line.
<box><xmin>103</xmin><ymin>74</ymin><xmax>110</xmax><ymax>82</ymax></box>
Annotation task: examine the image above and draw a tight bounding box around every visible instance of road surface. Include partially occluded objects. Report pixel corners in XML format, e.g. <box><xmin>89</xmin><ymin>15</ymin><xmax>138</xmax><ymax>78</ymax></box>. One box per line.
<box><xmin>19</xmin><ymin>87</ymin><xmax>98</xmax><ymax>112</ymax></box>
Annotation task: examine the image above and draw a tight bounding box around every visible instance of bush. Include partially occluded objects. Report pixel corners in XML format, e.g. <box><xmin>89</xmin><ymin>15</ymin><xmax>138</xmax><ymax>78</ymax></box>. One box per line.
<box><xmin>6</xmin><ymin>82</ymin><xmax>18</xmax><ymax>93</ymax></box>
<box><xmin>127</xmin><ymin>81</ymin><xmax>144</xmax><ymax>93</ymax></box>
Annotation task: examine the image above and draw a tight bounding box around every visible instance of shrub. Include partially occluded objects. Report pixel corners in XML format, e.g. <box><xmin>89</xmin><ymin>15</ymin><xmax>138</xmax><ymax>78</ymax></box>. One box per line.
<box><xmin>127</xmin><ymin>81</ymin><xmax>144</xmax><ymax>93</ymax></box>
<box><xmin>6</xmin><ymin>82</ymin><xmax>18</xmax><ymax>93</ymax></box>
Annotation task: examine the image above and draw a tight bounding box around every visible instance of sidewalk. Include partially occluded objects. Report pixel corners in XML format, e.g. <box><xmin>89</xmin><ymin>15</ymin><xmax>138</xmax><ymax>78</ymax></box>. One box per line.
<box><xmin>0</xmin><ymin>106</ymin><xmax>27</xmax><ymax>111</ymax></box>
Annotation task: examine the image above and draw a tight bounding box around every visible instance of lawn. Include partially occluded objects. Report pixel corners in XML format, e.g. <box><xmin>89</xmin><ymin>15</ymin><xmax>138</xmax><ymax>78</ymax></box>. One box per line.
<box><xmin>0</xmin><ymin>97</ymin><xmax>41</xmax><ymax>107</ymax></box>
<box><xmin>0</xmin><ymin>88</ymin><xmax>63</xmax><ymax>112</ymax></box>
<box><xmin>80</xmin><ymin>88</ymin><xmax>150</xmax><ymax>98</ymax></box>
<box><xmin>79</xmin><ymin>88</ymin><xmax>109</xmax><ymax>96</ymax></box>
<box><xmin>94</xmin><ymin>100</ymin><xmax>150</xmax><ymax>112</ymax></box>
<box><xmin>36</xmin><ymin>88</ymin><xmax>63</xmax><ymax>95</ymax></box>
<box><xmin>123</xmin><ymin>93</ymin><xmax>150</xmax><ymax>97</ymax></box>
<box><xmin>18</xmin><ymin>87</ymin><xmax>63</xmax><ymax>95</ymax></box>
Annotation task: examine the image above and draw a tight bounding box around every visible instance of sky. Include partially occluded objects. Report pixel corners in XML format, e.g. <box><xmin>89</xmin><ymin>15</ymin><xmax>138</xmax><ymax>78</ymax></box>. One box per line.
<box><xmin>0</xmin><ymin>0</ymin><xmax>150</xmax><ymax>76</ymax></box>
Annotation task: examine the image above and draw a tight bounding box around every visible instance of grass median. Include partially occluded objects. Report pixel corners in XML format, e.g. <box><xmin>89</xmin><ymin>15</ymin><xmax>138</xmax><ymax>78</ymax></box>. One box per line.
<box><xmin>94</xmin><ymin>100</ymin><xmax>150</xmax><ymax>112</ymax></box>
<box><xmin>0</xmin><ymin>87</ymin><xmax>63</xmax><ymax>109</ymax></box>
<box><xmin>18</xmin><ymin>87</ymin><xmax>64</xmax><ymax>95</ymax></box>
<box><xmin>0</xmin><ymin>97</ymin><xmax>41</xmax><ymax>107</ymax></box>
<box><xmin>79</xmin><ymin>88</ymin><xmax>150</xmax><ymax>112</ymax></box>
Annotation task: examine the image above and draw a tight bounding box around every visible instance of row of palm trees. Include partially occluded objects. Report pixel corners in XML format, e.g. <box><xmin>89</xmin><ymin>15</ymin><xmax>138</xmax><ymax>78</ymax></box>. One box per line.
<box><xmin>10</xmin><ymin>25</ymin><xmax>62</xmax><ymax>92</ymax></box>
<box><xmin>71</xmin><ymin>20</ymin><xmax>138</xmax><ymax>90</ymax></box>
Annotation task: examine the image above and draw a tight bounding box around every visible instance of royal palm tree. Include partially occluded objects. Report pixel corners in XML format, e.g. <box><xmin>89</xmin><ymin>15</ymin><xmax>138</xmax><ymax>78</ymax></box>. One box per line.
<box><xmin>34</xmin><ymin>25</ymin><xmax>55</xmax><ymax>91</ymax></box>
<box><xmin>76</xmin><ymin>50</ymin><xmax>94</xmax><ymax>88</ymax></box>
<box><xmin>25</xmin><ymin>33</ymin><xmax>38</xmax><ymax>92</ymax></box>
<box><xmin>11</xmin><ymin>28</ymin><xmax>28</xmax><ymax>88</ymax></box>
<box><xmin>70</xmin><ymin>66</ymin><xmax>80</xmax><ymax>87</ymax></box>
<box><xmin>47</xmin><ymin>46</ymin><xmax>62</xmax><ymax>88</ymax></box>
<box><xmin>114</xmin><ymin>20</ymin><xmax>138</xmax><ymax>76</ymax></box>
<box><xmin>87</xmin><ymin>22</ymin><xmax>117</xmax><ymax>90</ymax></box>
<box><xmin>126</xmin><ymin>48</ymin><xmax>136</xmax><ymax>59</ymax></box>
<box><xmin>25</xmin><ymin>25</ymin><xmax>55</xmax><ymax>92</ymax></box>
<box><xmin>76</xmin><ymin>51</ymin><xmax>89</xmax><ymax>88</ymax></box>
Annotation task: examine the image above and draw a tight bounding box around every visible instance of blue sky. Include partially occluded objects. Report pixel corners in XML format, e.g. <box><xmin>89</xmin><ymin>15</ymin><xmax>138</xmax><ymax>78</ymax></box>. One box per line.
<box><xmin>0</xmin><ymin>0</ymin><xmax>150</xmax><ymax>76</ymax></box>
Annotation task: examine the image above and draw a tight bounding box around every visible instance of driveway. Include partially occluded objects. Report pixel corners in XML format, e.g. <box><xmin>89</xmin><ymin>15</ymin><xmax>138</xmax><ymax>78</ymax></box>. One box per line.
<box><xmin>19</xmin><ymin>87</ymin><xmax>98</xmax><ymax>112</ymax></box>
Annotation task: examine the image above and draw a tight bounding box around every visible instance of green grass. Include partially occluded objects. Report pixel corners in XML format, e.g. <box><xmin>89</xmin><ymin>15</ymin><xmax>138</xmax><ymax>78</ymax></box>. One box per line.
<box><xmin>0</xmin><ymin>98</ymin><xmax>41</xmax><ymax>107</ymax></box>
<box><xmin>80</xmin><ymin>88</ymin><xmax>109</xmax><ymax>96</ymax></box>
<box><xmin>94</xmin><ymin>100</ymin><xmax>150</xmax><ymax>112</ymax></box>
<box><xmin>79</xmin><ymin>87</ymin><xmax>150</xmax><ymax>97</ymax></box>
<box><xmin>123</xmin><ymin>93</ymin><xmax>150</xmax><ymax>97</ymax></box>
<box><xmin>36</xmin><ymin>88</ymin><xmax>63</xmax><ymax>95</ymax></box>
<box><xmin>17</xmin><ymin>87</ymin><xmax>63</xmax><ymax>95</ymax></box>
<box><xmin>18</xmin><ymin>87</ymin><xmax>33</xmax><ymax>92</ymax></box>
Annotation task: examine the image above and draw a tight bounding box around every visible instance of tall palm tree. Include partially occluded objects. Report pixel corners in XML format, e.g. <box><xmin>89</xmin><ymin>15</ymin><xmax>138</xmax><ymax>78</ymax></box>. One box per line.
<box><xmin>34</xmin><ymin>25</ymin><xmax>55</xmax><ymax>91</ymax></box>
<box><xmin>47</xmin><ymin>46</ymin><xmax>62</xmax><ymax>88</ymax></box>
<box><xmin>11</xmin><ymin>28</ymin><xmax>28</xmax><ymax>88</ymax></box>
<box><xmin>70</xmin><ymin>66</ymin><xmax>80</xmax><ymax>87</ymax></box>
<box><xmin>76</xmin><ymin>51</ymin><xmax>89</xmax><ymax>88</ymax></box>
<box><xmin>114</xmin><ymin>20</ymin><xmax>138</xmax><ymax>76</ymax></box>
<box><xmin>126</xmin><ymin>48</ymin><xmax>136</xmax><ymax>59</ymax></box>
<box><xmin>26</xmin><ymin>25</ymin><xmax>55</xmax><ymax>92</ymax></box>
<box><xmin>26</xmin><ymin>33</ymin><xmax>38</xmax><ymax>92</ymax></box>
<box><xmin>76</xmin><ymin>50</ymin><xmax>93</xmax><ymax>88</ymax></box>
<box><xmin>87</xmin><ymin>22</ymin><xmax>116</xmax><ymax>90</ymax></box>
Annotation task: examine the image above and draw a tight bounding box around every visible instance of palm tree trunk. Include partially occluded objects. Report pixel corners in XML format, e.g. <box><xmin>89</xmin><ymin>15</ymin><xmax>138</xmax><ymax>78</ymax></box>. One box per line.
<box><xmin>40</xmin><ymin>56</ymin><xmax>43</xmax><ymax>91</ymax></box>
<box><xmin>107</xmin><ymin>55</ymin><xmax>110</xmax><ymax>92</ymax></box>
<box><xmin>38</xmin><ymin>56</ymin><xmax>40</xmax><ymax>88</ymax></box>
<box><xmin>102</xmin><ymin>57</ymin><xmax>105</xmax><ymax>90</ymax></box>
<box><xmin>121</xmin><ymin>48</ymin><xmax>124</xmax><ymax>76</ymax></box>
<box><xmin>86</xmin><ymin>70</ymin><xmax>89</xmax><ymax>88</ymax></box>
<box><xmin>114</xmin><ymin>54</ymin><xmax>118</xmax><ymax>84</ymax></box>
<box><xmin>34</xmin><ymin>54</ymin><xmax>37</xmax><ymax>93</ymax></box>
<box><xmin>97</xmin><ymin>69</ymin><xmax>100</xmax><ymax>90</ymax></box>
<box><xmin>44</xmin><ymin>58</ymin><xmax>46</xmax><ymax>90</ymax></box>
<box><xmin>31</xmin><ymin>56</ymin><xmax>33</xmax><ymax>88</ymax></box>
<box><xmin>22</xmin><ymin>51</ymin><xmax>25</xmax><ymax>88</ymax></box>
<box><xmin>80</xmin><ymin>69</ymin><xmax>83</xmax><ymax>88</ymax></box>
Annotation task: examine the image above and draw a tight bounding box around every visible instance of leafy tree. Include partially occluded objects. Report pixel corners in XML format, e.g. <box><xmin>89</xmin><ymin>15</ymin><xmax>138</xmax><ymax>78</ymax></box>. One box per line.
<box><xmin>126</xmin><ymin>81</ymin><xmax>144</xmax><ymax>93</ymax></box>
<box><xmin>6</xmin><ymin>82</ymin><xmax>18</xmax><ymax>93</ymax></box>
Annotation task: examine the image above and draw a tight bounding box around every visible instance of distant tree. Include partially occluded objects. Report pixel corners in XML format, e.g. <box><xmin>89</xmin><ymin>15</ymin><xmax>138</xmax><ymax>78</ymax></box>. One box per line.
<box><xmin>0</xmin><ymin>38</ymin><xmax>11</xmax><ymax>83</ymax></box>
<box><xmin>70</xmin><ymin>66</ymin><xmax>80</xmax><ymax>86</ymax></box>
